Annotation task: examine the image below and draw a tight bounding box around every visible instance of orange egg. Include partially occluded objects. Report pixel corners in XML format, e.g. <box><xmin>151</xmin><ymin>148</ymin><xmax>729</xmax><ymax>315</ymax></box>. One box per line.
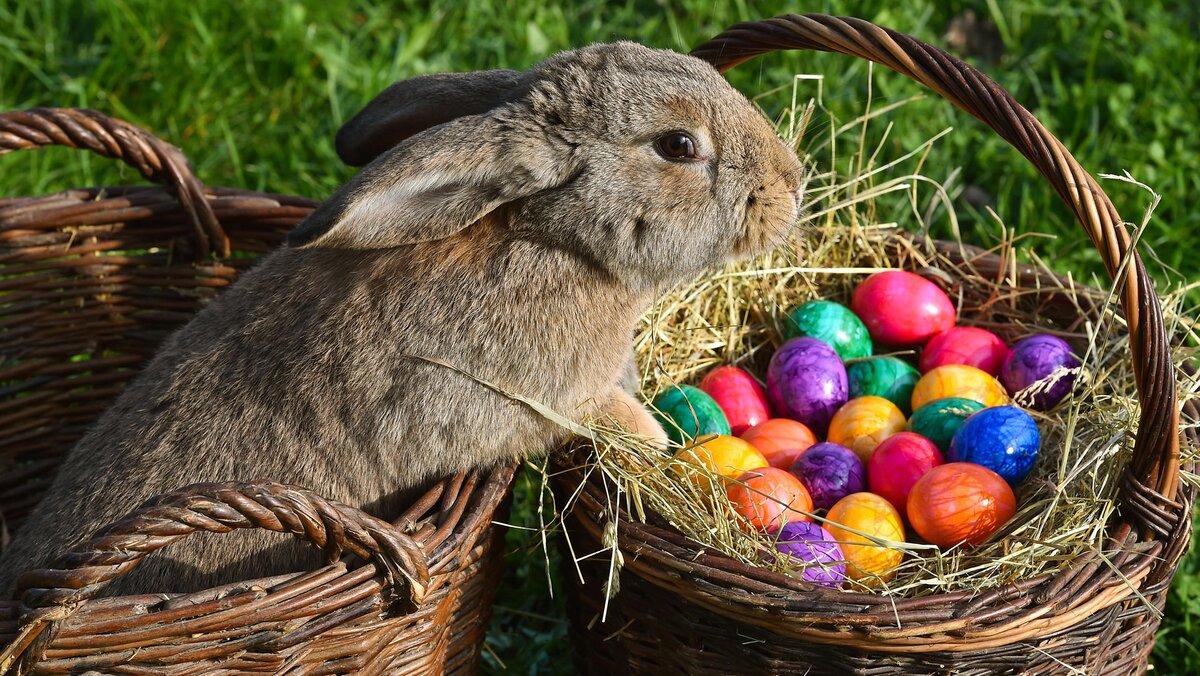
<box><xmin>739</xmin><ymin>418</ymin><xmax>818</xmax><ymax>470</ymax></box>
<box><xmin>826</xmin><ymin>396</ymin><xmax>907</xmax><ymax>463</ymax></box>
<box><xmin>726</xmin><ymin>467</ymin><xmax>813</xmax><ymax>531</ymax></box>
<box><xmin>907</xmin><ymin>463</ymin><xmax>1016</xmax><ymax>548</ymax></box>
<box><xmin>911</xmin><ymin>365</ymin><xmax>1008</xmax><ymax>411</ymax></box>
<box><xmin>674</xmin><ymin>434</ymin><xmax>768</xmax><ymax>493</ymax></box>
<box><xmin>825</xmin><ymin>492</ymin><xmax>906</xmax><ymax>584</ymax></box>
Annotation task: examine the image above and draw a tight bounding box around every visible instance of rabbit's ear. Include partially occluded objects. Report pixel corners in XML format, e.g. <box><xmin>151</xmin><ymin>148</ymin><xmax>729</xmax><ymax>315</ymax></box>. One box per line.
<box><xmin>289</xmin><ymin>109</ymin><xmax>578</xmax><ymax>250</ymax></box>
<box><xmin>335</xmin><ymin>69</ymin><xmax>526</xmax><ymax>167</ymax></box>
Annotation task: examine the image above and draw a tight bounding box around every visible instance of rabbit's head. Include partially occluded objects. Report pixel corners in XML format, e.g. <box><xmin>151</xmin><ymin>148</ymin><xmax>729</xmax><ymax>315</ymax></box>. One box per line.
<box><xmin>292</xmin><ymin>42</ymin><xmax>805</xmax><ymax>290</ymax></box>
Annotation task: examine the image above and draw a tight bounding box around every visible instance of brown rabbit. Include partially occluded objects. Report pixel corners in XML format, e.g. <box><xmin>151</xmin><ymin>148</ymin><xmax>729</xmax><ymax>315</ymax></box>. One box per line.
<box><xmin>0</xmin><ymin>42</ymin><xmax>805</xmax><ymax>596</ymax></box>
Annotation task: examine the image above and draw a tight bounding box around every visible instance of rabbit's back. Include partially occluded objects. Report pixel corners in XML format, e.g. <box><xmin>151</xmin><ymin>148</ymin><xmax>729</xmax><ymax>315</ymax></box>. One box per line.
<box><xmin>2</xmin><ymin>231</ymin><xmax>640</xmax><ymax>595</ymax></box>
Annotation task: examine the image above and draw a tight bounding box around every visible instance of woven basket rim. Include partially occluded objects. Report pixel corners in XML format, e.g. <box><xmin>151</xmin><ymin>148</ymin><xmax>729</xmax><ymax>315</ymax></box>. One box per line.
<box><xmin>556</xmin><ymin>12</ymin><xmax>1194</xmax><ymax>655</ymax></box>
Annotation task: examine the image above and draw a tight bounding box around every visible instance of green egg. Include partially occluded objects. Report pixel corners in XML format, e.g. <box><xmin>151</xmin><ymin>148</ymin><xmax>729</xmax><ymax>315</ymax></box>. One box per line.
<box><xmin>652</xmin><ymin>385</ymin><xmax>731</xmax><ymax>446</ymax></box>
<box><xmin>847</xmin><ymin>356</ymin><xmax>921</xmax><ymax>415</ymax></box>
<box><xmin>782</xmin><ymin>300</ymin><xmax>872</xmax><ymax>361</ymax></box>
<box><xmin>906</xmin><ymin>397</ymin><xmax>987</xmax><ymax>453</ymax></box>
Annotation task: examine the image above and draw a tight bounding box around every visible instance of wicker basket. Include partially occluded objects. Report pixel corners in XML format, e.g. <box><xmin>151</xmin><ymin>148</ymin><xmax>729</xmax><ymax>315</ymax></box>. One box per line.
<box><xmin>556</xmin><ymin>14</ymin><xmax>1196</xmax><ymax>675</ymax></box>
<box><xmin>0</xmin><ymin>108</ymin><xmax>517</xmax><ymax>674</ymax></box>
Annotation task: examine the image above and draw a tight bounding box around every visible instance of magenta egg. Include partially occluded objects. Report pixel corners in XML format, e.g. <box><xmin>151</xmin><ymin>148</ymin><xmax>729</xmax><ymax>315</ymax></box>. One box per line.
<box><xmin>766</xmin><ymin>338</ymin><xmax>848</xmax><ymax>437</ymax></box>
<box><xmin>1000</xmin><ymin>334</ymin><xmax>1081</xmax><ymax>410</ymax></box>
<box><xmin>699</xmin><ymin>366</ymin><xmax>771</xmax><ymax>436</ymax></box>
<box><xmin>774</xmin><ymin>520</ymin><xmax>846</xmax><ymax>587</ymax></box>
<box><xmin>919</xmin><ymin>327</ymin><xmax>1009</xmax><ymax>376</ymax></box>
<box><xmin>851</xmin><ymin>271</ymin><xmax>956</xmax><ymax>348</ymax></box>
<box><xmin>790</xmin><ymin>442</ymin><xmax>866</xmax><ymax>510</ymax></box>
<box><xmin>867</xmin><ymin>432</ymin><xmax>944</xmax><ymax>514</ymax></box>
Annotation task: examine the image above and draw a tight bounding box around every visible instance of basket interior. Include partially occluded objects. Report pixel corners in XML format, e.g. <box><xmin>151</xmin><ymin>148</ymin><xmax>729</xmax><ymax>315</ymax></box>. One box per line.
<box><xmin>585</xmin><ymin>212</ymin><xmax>1181</xmax><ymax>597</ymax></box>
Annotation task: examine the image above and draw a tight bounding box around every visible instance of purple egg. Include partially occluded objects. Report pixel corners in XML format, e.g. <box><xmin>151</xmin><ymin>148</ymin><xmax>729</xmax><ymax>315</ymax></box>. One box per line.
<box><xmin>999</xmin><ymin>335</ymin><xmax>1081</xmax><ymax>410</ymax></box>
<box><xmin>766</xmin><ymin>337</ymin><xmax>848</xmax><ymax>437</ymax></box>
<box><xmin>790</xmin><ymin>442</ymin><xmax>866</xmax><ymax>510</ymax></box>
<box><xmin>774</xmin><ymin>520</ymin><xmax>846</xmax><ymax>587</ymax></box>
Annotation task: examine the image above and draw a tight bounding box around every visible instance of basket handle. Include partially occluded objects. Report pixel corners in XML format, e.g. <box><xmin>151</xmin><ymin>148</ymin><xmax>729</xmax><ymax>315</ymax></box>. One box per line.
<box><xmin>0</xmin><ymin>107</ymin><xmax>230</xmax><ymax>260</ymax></box>
<box><xmin>691</xmin><ymin>14</ymin><xmax>1180</xmax><ymax>517</ymax></box>
<box><xmin>0</xmin><ymin>481</ymin><xmax>430</xmax><ymax>673</ymax></box>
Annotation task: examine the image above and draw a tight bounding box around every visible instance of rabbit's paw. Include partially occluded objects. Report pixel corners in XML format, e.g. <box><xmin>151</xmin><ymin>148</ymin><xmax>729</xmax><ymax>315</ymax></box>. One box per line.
<box><xmin>599</xmin><ymin>388</ymin><xmax>668</xmax><ymax>449</ymax></box>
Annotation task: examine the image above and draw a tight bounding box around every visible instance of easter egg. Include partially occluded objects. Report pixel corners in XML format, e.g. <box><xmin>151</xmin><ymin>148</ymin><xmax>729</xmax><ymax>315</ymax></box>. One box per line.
<box><xmin>948</xmin><ymin>406</ymin><xmax>1040</xmax><ymax>486</ymax></box>
<box><xmin>652</xmin><ymin>385</ymin><xmax>731</xmax><ymax>446</ymax></box>
<box><xmin>851</xmin><ymin>270</ymin><xmax>956</xmax><ymax>347</ymax></box>
<box><xmin>1000</xmin><ymin>334</ymin><xmax>1081</xmax><ymax>410</ymax></box>
<box><xmin>911</xmin><ymin>365</ymin><xmax>1008</xmax><ymax>411</ymax></box>
<box><xmin>825</xmin><ymin>493</ymin><xmax>906</xmax><ymax>584</ymax></box>
<box><xmin>674</xmin><ymin>434</ymin><xmax>768</xmax><ymax>493</ymax></box>
<box><xmin>698</xmin><ymin>366</ymin><xmax>771</xmax><ymax>435</ymax></box>
<box><xmin>740</xmin><ymin>418</ymin><xmax>818</xmax><ymax>470</ymax></box>
<box><xmin>847</xmin><ymin>356</ymin><xmax>921</xmax><ymax>415</ymax></box>
<box><xmin>907</xmin><ymin>463</ymin><xmax>1016</xmax><ymax>548</ymax></box>
<box><xmin>906</xmin><ymin>398</ymin><xmax>986</xmax><ymax>453</ymax></box>
<box><xmin>826</xmin><ymin>396</ymin><xmax>907</xmax><ymax>463</ymax></box>
<box><xmin>774</xmin><ymin>520</ymin><xmax>846</xmax><ymax>587</ymax></box>
<box><xmin>765</xmin><ymin>338</ymin><xmax>848</xmax><ymax>437</ymax></box>
<box><xmin>919</xmin><ymin>327</ymin><xmax>1009</xmax><ymax>376</ymax></box>
<box><xmin>726</xmin><ymin>467</ymin><xmax>813</xmax><ymax>531</ymax></box>
<box><xmin>867</xmin><ymin>432</ymin><xmax>944</xmax><ymax>513</ymax></box>
<box><xmin>782</xmin><ymin>300</ymin><xmax>872</xmax><ymax>361</ymax></box>
<box><xmin>790</xmin><ymin>442</ymin><xmax>866</xmax><ymax>510</ymax></box>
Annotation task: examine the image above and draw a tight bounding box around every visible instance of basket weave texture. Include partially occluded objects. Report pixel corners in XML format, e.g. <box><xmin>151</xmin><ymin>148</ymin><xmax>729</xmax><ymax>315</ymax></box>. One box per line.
<box><xmin>557</xmin><ymin>14</ymin><xmax>1196</xmax><ymax>675</ymax></box>
<box><xmin>0</xmin><ymin>107</ymin><xmax>516</xmax><ymax>674</ymax></box>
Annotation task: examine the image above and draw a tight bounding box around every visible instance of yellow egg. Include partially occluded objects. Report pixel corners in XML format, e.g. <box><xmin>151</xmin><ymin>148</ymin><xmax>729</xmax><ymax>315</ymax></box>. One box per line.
<box><xmin>826</xmin><ymin>396</ymin><xmax>907</xmax><ymax>463</ymax></box>
<box><xmin>825</xmin><ymin>492</ymin><xmax>906</xmax><ymax>585</ymax></box>
<box><xmin>911</xmin><ymin>364</ymin><xmax>1009</xmax><ymax>411</ymax></box>
<box><xmin>674</xmin><ymin>434</ymin><xmax>768</xmax><ymax>494</ymax></box>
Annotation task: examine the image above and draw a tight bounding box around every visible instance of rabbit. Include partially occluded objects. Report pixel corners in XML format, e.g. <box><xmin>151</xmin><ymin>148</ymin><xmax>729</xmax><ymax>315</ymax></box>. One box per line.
<box><xmin>0</xmin><ymin>41</ymin><xmax>806</xmax><ymax>597</ymax></box>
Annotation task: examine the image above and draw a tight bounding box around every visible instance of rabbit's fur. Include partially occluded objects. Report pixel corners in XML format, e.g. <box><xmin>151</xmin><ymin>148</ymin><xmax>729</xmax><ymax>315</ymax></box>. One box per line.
<box><xmin>1</xmin><ymin>42</ymin><xmax>805</xmax><ymax>596</ymax></box>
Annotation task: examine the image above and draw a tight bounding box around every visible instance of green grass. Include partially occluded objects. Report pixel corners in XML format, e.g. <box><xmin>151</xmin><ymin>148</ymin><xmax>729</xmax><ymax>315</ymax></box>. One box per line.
<box><xmin>1</xmin><ymin>1</ymin><xmax>1196</xmax><ymax>672</ymax></box>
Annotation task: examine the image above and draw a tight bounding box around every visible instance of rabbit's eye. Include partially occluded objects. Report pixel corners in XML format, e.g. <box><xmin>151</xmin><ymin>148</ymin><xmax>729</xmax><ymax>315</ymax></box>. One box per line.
<box><xmin>655</xmin><ymin>132</ymin><xmax>699</xmax><ymax>161</ymax></box>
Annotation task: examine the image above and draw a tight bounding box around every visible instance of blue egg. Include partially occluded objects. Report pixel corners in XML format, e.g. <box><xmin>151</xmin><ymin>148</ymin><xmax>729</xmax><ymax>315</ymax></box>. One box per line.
<box><xmin>948</xmin><ymin>406</ymin><xmax>1040</xmax><ymax>486</ymax></box>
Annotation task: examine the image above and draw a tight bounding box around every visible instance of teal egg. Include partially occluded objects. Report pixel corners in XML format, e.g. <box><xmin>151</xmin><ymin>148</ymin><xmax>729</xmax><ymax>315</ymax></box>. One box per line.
<box><xmin>906</xmin><ymin>397</ymin><xmax>986</xmax><ymax>453</ymax></box>
<box><xmin>652</xmin><ymin>385</ymin><xmax>731</xmax><ymax>446</ymax></box>
<box><xmin>847</xmin><ymin>357</ymin><xmax>921</xmax><ymax>415</ymax></box>
<box><xmin>782</xmin><ymin>300</ymin><xmax>872</xmax><ymax>361</ymax></box>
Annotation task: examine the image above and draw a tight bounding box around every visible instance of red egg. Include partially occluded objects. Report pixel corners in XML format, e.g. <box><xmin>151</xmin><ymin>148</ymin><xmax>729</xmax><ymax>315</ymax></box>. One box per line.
<box><xmin>919</xmin><ymin>327</ymin><xmax>1009</xmax><ymax>376</ymax></box>
<box><xmin>867</xmin><ymin>432</ymin><xmax>944</xmax><ymax>514</ymax></box>
<box><xmin>726</xmin><ymin>467</ymin><xmax>813</xmax><ymax>531</ymax></box>
<box><xmin>851</xmin><ymin>271</ymin><xmax>956</xmax><ymax>347</ymax></box>
<box><xmin>740</xmin><ymin>418</ymin><xmax>818</xmax><ymax>470</ymax></box>
<box><xmin>699</xmin><ymin>366</ymin><xmax>771</xmax><ymax>435</ymax></box>
<box><xmin>907</xmin><ymin>463</ymin><xmax>1016</xmax><ymax>548</ymax></box>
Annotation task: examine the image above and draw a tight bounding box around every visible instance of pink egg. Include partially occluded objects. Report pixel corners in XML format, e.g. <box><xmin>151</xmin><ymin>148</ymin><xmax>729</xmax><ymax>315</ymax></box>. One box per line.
<box><xmin>919</xmin><ymin>327</ymin><xmax>1009</xmax><ymax>376</ymax></box>
<box><xmin>867</xmin><ymin>432</ymin><xmax>944</xmax><ymax>514</ymax></box>
<box><xmin>699</xmin><ymin>366</ymin><xmax>771</xmax><ymax>435</ymax></box>
<box><xmin>851</xmin><ymin>271</ymin><xmax>956</xmax><ymax>348</ymax></box>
